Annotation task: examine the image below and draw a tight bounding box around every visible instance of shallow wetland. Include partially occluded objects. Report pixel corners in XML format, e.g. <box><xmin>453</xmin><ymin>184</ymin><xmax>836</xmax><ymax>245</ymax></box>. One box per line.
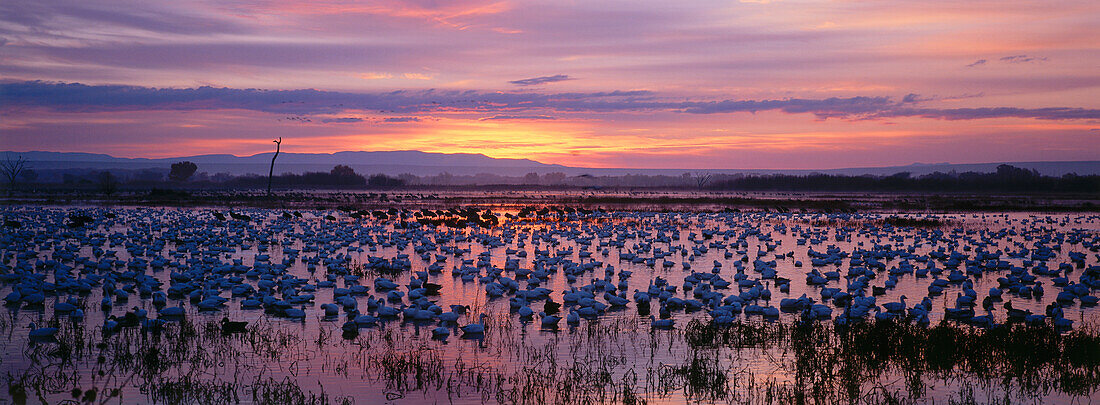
<box><xmin>1</xmin><ymin>201</ymin><xmax>1098</xmax><ymax>404</ymax></box>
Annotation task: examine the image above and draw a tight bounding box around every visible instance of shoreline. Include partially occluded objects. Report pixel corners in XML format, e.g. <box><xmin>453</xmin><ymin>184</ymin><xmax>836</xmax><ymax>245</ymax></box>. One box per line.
<box><xmin>2</xmin><ymin>188</ymin><xmax>1098</xmax><ymax>213</ymax></box>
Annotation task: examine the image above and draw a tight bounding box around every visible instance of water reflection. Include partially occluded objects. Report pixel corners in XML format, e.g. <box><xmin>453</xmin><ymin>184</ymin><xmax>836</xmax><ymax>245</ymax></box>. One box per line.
<box><xmin>0</xmin><ymin>205</ymin><xmax>1098</xmax><ymax>404</ymax></box>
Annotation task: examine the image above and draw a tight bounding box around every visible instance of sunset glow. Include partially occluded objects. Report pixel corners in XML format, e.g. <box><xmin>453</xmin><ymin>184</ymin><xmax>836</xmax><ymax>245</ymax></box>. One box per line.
<box><xmin>1</xmin><ymin>0</ymin><xmax>1097</xmax><ymax>168</ymax></box>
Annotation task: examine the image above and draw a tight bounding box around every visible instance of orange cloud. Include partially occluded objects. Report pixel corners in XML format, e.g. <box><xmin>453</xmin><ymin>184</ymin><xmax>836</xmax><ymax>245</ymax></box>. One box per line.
<box><xmin>402</xmin><ymin>73</ymin><xmax>434</xmax><ymax>80</ymax></box>
<box><xmin>238</xmin><ymin>0</ymin><xmax>511</xmax><ymax>29</ymax></box>
<box><xmin>358</xmin><ymin>72</ymin><xmax>393</xmax><ymax>80</ymax></box>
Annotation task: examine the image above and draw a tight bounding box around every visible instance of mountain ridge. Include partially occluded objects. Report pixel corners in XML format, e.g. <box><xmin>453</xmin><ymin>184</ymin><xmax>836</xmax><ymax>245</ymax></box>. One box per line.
<box><xmin>6</xmin><ymin>150</ymin><xmax>557</xmax><ymax>168</ymax></box>
<box><xmin>3</xmin><ymin>150</ymin><xmax>1099</xmax><ymax>177</ymax></box>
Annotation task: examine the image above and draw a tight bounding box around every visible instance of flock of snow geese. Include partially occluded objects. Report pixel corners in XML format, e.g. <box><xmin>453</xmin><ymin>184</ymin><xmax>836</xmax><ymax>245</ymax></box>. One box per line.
<box><xmin>2</xmin><ymin>206</ymin><xmax>1098</xmax><ymax>342</ymax></box>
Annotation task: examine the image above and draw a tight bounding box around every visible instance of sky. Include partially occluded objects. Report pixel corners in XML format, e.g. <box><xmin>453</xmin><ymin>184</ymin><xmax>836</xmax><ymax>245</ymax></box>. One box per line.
<box><xmin>1</xmin><ymin>0</ymin><xmax>1098</xmax><ymax>169</ymax></box>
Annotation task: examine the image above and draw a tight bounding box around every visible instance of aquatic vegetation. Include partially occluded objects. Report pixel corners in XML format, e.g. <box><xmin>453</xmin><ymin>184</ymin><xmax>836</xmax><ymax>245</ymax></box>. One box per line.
<box><xmin>682</xmin><ymin>318</ymin><xmax>1100</xmax><ymax>403</ymax></box>
<box><xmin>882</xmin><ymin>216</ymin><xmax>948</xmax><ymax>228</ymax></box>
<box><xmin>149</xmin><ymin>375</ymin><xmax>239</xmax><ymax>405</ymax></box>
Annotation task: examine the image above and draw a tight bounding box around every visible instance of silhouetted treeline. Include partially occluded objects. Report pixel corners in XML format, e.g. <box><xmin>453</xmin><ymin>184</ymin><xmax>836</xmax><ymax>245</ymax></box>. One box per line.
<box><xmin>707</xmin><ymin>165</ymin><xmax>1100</xmax><ymax>193</ymax></box>
<box><xmin>10</xmin><ymin>164</ymin><xmax>1098</xmax><ymax>193</ymax></box>
<box><xmin>228</xmin><ymin>165</ymin><xmax>370</xmax><ymax>188</ymax></box>
<box><xmin>367</xmin><ymin>174</ymin><xmax>405</xmax><ymax>187</ymax></box>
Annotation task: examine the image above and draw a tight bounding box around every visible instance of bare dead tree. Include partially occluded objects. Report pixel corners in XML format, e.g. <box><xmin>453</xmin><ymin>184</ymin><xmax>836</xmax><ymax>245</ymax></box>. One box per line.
<box><xmin>267</xmin><ymin>137</ymin><xmax>282</xmax><ymax>196</ymax></box>
<box><xmin>694</xmin><ymin>171</ymin><xmax>713</xmax><ymax>189</ymax></box>
<box><xmin>1</xmin><ymin>155</ymin><xmax>29</xmax><ymax>196</ymax></box>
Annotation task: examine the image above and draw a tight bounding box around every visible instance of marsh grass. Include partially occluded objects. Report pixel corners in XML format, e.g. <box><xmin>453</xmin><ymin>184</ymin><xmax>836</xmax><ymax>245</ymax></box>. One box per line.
<box><xmin>1</xmin><ymin>275</ymin><xmax>1098</xmax><ymax>405</ymax></box>
<box><xmin>149</xmin><ymin>375</ymin><xmax>239</xmax><ymax>405</ymax></box>
<box><xmin>250</xmin><ymin>376</ymin><xmax>352</xmax><ymax>405</ymax></box>
<box><xmin>882</xmin><ymin>216</ymin><xmax>948</xmax><ymax>228</ymax></box>
<box><xmin>682</xmin><ymin>318</ymin><xmax>1100</xmax><ymax>404</ymax></box>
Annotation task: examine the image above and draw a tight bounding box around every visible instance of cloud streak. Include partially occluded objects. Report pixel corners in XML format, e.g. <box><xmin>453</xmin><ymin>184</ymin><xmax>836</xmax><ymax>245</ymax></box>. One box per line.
<box><xmin>382</xmin><ymin>117</ymin><xmax>420</xmax><ymax>122</ymax></box>
<box><xmin>508</xmin><ymin>74</ymin><xmax>572</xmax><ymax>86</ymax></box>
<box><xmin>320</xmin><ymin>117</ymin><xmax>362</xmax><ymax>123</ymax></box>
<box><xmin>1000</xmin><ymin>55</ymin><xmax>1047</xmax><ymax>63</ymax></box>
<box><xmin>881</xmin><ymin>107</ymin><xmax>1097</xmax><ymax>121</ymax></box>
<box><xmin>479</xmin><ymin>115</ymin><xmax>556</xmax><ymax>121</ymax></box>
<box><xmin>3</xmin><ymin>81</ymin><xmax>1098</xmax><ymax>122</ymax></box>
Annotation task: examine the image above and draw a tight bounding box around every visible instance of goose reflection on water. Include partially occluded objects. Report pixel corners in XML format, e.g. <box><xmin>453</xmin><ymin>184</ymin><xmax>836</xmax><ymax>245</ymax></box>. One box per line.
<box><xmin>1</xmin><ymin>206</ymin><xmax>1099</xmax><ymax>403</ymax></box>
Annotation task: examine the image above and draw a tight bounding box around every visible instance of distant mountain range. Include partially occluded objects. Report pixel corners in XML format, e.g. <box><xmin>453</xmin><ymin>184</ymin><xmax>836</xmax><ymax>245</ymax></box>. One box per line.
<box><xmin>11</xmin><ymin>150</ymin><xmax>554</xmax><ymax>167</ymax></box>
<box><xmin>4</xmin><ymin>150</ymin><xmax>1099</xmax><ymax>177</ymax></box>
<box><xmin>5</xmin><ymin>150</ymin><xmax>562</xmax><ymax>177</ymax></box>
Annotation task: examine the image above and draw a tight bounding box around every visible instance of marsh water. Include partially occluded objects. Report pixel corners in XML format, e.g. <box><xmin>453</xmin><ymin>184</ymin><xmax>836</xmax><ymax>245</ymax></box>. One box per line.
<box><xmin>1</xmin><ymin>204</ymin><xmax>1098</xmax><ymax>404</ymax></box>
